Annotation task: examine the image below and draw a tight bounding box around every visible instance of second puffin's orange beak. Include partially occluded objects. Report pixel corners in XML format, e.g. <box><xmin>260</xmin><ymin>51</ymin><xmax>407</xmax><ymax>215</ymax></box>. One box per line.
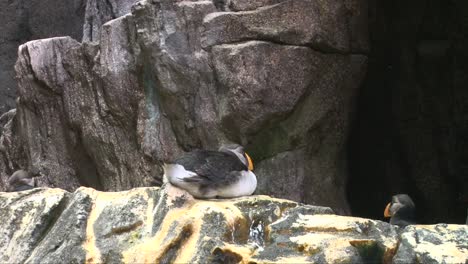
<box><xmin>384</xmin><ymin>203</ymin><xmax>392</xmax><ymax>218</ymax></box>
<box><xmin>245</xmin><ymin>153</ymin><xmax>254</xmax><ymax>171</ymax></box>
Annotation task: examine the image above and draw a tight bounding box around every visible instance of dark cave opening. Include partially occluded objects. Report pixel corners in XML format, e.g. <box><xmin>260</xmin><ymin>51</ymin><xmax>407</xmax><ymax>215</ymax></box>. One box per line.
<box><xmin>347</xmin><ymin>0</ymin><xmax>468</xmax><ymax>224</ymax></box>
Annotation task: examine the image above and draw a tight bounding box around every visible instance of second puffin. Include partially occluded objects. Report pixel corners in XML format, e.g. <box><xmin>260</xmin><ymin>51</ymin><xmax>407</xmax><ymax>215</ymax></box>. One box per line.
<box><xmin>163</xmin><ymin>144</ymin><xmax>256</xmax><ymax>199</ymax></box>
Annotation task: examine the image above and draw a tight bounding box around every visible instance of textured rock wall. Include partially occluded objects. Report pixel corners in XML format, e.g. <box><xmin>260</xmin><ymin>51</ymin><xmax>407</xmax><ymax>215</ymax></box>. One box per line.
<box><xmin>0</xmin><ymin>0</ymin><xmax>86</xmax><ymax>114</ymax></box>
<box><xmin>347</xmin><ymin>0</ymin><xmax>468</xmax><ymax>224</ymax></box>
<box><xmin>82</xmin><ymin>0</ymin><xmax>140</xmax><ymax>42</ymax></box>
<box><xmin>0</xmin><ymin>0</ymin><xmax>368</xmax><ymax>214</ymax></box>
<box><xmin>1</xmin><ymin>187</ymin><xmax>466</xmax><ymax>263</ymax></box>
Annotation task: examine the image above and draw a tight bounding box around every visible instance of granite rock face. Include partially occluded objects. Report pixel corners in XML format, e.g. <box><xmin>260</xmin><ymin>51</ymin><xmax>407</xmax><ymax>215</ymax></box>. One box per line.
<box><xmin>0</xmin><ymin>0</ymin><xmax>368</xmax><ymax>214</ymax></box>
<box><xmin>82</xmin><ymin>0</ymin><xmax>140</xmax><ymax>42</ymax></box>
<box><xmin>0</xmin><ymin>0</ymin><xmax>86</xmax><ymax>114</ymax></box>
<box><xmin>1</xmin><ymin>186</ymin><xmax>466</xmax><ymax>263</ymax></box>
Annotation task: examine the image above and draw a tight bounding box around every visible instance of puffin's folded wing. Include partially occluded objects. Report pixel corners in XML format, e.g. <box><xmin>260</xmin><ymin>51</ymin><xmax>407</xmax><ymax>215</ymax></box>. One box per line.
<box><xmin>180</xmin><ymin>175</ymin><xmax>205</xmax><ymax>183</ymax></box>
<box><xmin>175</xmin><ymin>151</ymin><xmax>247</xmax><ymax>185</ymax></box>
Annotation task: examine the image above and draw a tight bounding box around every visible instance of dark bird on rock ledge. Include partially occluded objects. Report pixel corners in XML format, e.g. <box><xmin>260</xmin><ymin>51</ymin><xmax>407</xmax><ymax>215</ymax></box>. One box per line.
<box><xmin>7</xmin><ymin>167</ymin><xmax>41</xmax><ymax>192</ymax></box>
<box><xmin>163</xmin><ymin>144</ymin><xmax>256</xmax><ymax>199</ymax></box>
<box><xmin>384</xmin><ymin>194</ymin><xmax>416</xmax><ymax>227</ymax></box>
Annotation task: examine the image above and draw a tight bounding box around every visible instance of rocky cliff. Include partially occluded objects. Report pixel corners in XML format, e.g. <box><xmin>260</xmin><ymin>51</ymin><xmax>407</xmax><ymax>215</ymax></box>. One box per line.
<box><xmin>1</xmin><ymin>186</ymin><xmax>467</xmax><ymax>263</ymax></box>
<box><xmin>0</xmin><ymin>0</ymin><xmax>368</xmax><ymax>215</ymax></box>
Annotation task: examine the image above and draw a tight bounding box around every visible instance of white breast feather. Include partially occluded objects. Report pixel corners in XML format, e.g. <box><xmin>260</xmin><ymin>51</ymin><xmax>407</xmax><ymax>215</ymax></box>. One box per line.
<box><xmin>163</xmin><ymin>163</ymin><xmax>257</xmax><ymax>198</ymax></box>
<box><xmin>217</xmin><ymin>171</ymin><xmax>257</xmax><ymax>198</ymax></box>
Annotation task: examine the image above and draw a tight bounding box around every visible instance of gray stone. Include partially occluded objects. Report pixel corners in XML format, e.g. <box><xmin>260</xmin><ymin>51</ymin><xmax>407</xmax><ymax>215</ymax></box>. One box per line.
<box><xmin>0</xmin><ymin>188</ymin><xmax>69</xmax><ymax>264</ymax></box>
<box><xmin>229</xmin><ymin>0</ymin><xmax>287</xmax><ymax>11</ymax></box>
<box><xmin>25</xmin><ymin>188</ymin><xmax>92</xmax><ymax>263</ymax></box>
<box><xmin>132</xmin><ymin>0</ymin><xmax>222</xmax><ymax>151</ymax></box>
<box><xmin>393</xmin><ymin>224</ymin><xmax>468</xmax><ymax>264</ymax></box>
<box><xmin>14</xmin><ymin>37</ymin><xmax>85</xmax><ymax>191</ymax></box>
<box><xmin>82</xmin><ymin>0</ymin><xmax>140</xmax><ymax>42</ymax></box>
<box><xmin>262</xmin><ymin>214</ymin><xmax>399</xmax><ymax>263</ymax></box>
<box><xmin>251</xmin><ymin>54</ymin><xmax>367</xmax><ymax>213</ymax></box>
<box><xmin>212</xmin><ymin>41</ymin><xmax>318</xmax><ymax>136</ymax></box>
<box><xmin>0</xmin><ymin>0</ymin><xmax>85</xmax><ymax>114</ymax></box>
<box><xmin>254</xmin><ymin>149</ymin><xmax>308</xmax><ymax>202</ymax></box>
<box><xmin>11</xmin><ymin>22</ymin><xmax>155</xmax><ymax>191</ymax></box>
<box><xmin>202</xmin><ymin>0</ymin><xmax>350</xmax><ymax>52</ymax></box>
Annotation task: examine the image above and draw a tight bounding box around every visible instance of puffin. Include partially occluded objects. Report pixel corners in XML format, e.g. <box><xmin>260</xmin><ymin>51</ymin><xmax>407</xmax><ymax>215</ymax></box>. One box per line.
<box><xmin>384</xmin><ymin>194</ymin><xmax>416</xmax><ymax>227</ymax></box>
<box><xmin>163</xmin><ymin>144</ymin><xmax>256</xmax><ymax>199</ymax></box>
<box><xmin>7</xmin><ymin>167</ymin><xmax>41</xmax><ymax>192</ymax></box>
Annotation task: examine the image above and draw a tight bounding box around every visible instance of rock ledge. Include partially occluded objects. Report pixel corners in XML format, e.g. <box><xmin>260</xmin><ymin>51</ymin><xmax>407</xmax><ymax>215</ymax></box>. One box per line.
<box><xmin>1</xmin><ymin>186</ymin><xmax>466</xmax><ymax>263</ymax></box>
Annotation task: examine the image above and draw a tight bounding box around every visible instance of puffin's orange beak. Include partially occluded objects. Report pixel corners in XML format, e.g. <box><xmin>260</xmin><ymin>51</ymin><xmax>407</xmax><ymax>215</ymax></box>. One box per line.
<box><xmin>384</xmin><ymin>203</ymin><xmax>392</xmax><ymax>218</ymax></box>
<box><xmin>245</xmin><ymin>153</ymin><xmax>254</xmax><ymax>171</ymax></box>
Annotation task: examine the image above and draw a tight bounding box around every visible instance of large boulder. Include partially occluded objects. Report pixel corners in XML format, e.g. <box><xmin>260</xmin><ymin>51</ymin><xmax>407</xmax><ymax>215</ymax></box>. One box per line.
<box><xmin>1</xmin><ymin>186</ymin><xmax>466</xmax><ymax>263</ymax></box>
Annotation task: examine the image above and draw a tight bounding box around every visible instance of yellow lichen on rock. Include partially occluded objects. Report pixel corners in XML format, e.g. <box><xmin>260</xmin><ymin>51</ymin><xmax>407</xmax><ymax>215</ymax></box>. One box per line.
<box><xmin>292</xmin><ymin>214</ymin><xmax>371</xmax><ymax>232</ymax></box>
<box><xmin>82</xmin><ymin>187</ymin><xmax>153</xmax><ymax>263</ymax></box>
<box><xmin>291</xmin><ymin>233</ymin><xmax>357</xmax><ymax>262</ymax></box>
<box><xmin>398</xmin><ymin>225</ymin><xmax>468</xmax><ymax>263</ymax></box>
<box><xmin>1</xmin><ymin>188</ymin><xmax>67</xmax><ymax>260</ymax></box>
<box><xmin>122</xmin><ymin>184</ymin><xmax>249</xmax><ymax>263</ymax></box>
<box><xmin>1</xmin><ymin>186</ymin><xmax>467</xmax><ymax>263</ymax></box>
<box><xmin>215</xmin><ymin>242</ymin><xmax>257</xmax><ymax>264</ymax></box>
<box><xmin>285</xmin><ymin>213</ymin><xmax>399</xmax><ymax>263</ymax></box>
<box><xmin>122</xmin><ymin>207</ymin><xmax>188</xmax><ymax>263</ymax></box>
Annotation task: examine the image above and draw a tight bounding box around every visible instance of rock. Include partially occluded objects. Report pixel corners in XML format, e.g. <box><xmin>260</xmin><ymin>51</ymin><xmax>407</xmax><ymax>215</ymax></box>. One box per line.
<box><xmin>202</xmin><ymin>0</ymin><xmax>350</xmax><ymax>52</ymax></box>
<box><xmin>12</xmin><ymin>32</ymin><xmax>155</xmax><ymax>191</ymax></box>
<box><xmin>0</xmin><ymin>108</ymin><xmax>29</xmax><ymax>192</ymax></box>
<box><xmin>229</xmin><ymin>0</ymin><xmax>288</xmax><ymax>11</ymax></box>
<box><xmin>82</xmin><ymin>0</ymin><xmax>140</xmax><ymax>42</ymax></box>
<box><xmin>26</xmin><ymin>189</ymin><xmax>93</xmax><ymax>263</ymax></box>
<box><xmin>251</xmin><ymin>54</ymin><xmax>367</xmax><ymax>213</ymax></box>
<box><xmin>1</xmin><ymin>186</ymin><xmax>465</xmax><ymax>263</ymax></box>
<box><xmin>261</xmin><ymin>214</ymin><xmax>398</xmax><ymax>263</ymax></box>
<box><xmin>394</xmin><ymin>224</ymin><xmax>468</xmax><ymax>264</ymax></box>
<box><xmin>14</xmin><ymin>37</ymin><xmax>86</xmax><ymax>191</ymax></box>
<box><xmin>211</xmin><ymin>41</ymin><xmax>319</xmax><ymax>135</ymax></box>
<box><xmin>0</xmin><ymin>0</ymin><xmax>85</xmax><ymax>114</ymax></box>
<box><xmin>0</xmin><ymin>188</ymin><xmax>69</xmax><ymax>263</ymax></box>
<box><xmin>225</xmin><ymin>0</ymin><xmax>368</xmax><ymax>53</ymax></box>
